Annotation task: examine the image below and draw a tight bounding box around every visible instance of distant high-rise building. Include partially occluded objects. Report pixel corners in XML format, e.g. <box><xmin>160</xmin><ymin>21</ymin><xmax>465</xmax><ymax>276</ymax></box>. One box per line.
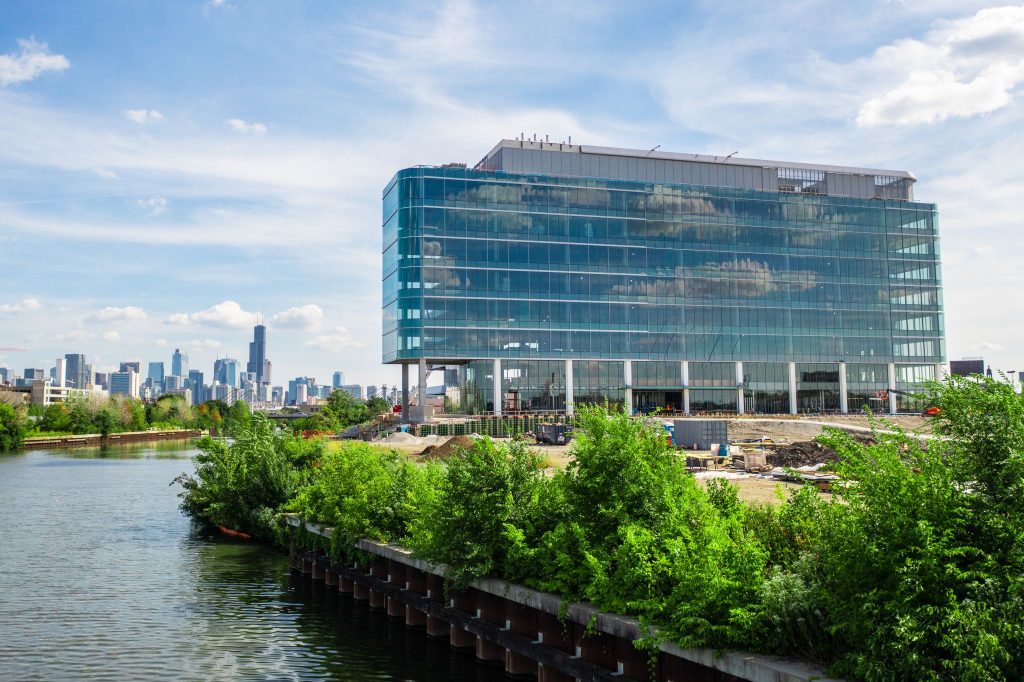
<box><xmin>148</xmin><ymin>361</ymin><xmax>165</xmax><ymax>394</ymax></box>
<box><xmin>64</xmin><ymin>353</ymin><xmax>88</xmax><ymax>389</ymax></box>
<box><xmin>84</xmin><ymin>364</ymin><xmax>93</xmax><ymax>388</ymax></box>
<box><xmin>110</xmin><ymin>370</ymin><xmax>140</xmax><ymax>398</ymax></box>
<box><xmin>272</xmin><ymin>386</ymin><xmax>284</xmax><ymax>405</ymax></box>
<box><xmin>214</xmin><ymin>383</ymin><xmax>234</xmax><ymax>405</ymax></box>
<box><xmin>214</xmin><ymin>357</ymin><xmax>240</xmax><ymax>388</ymax></box>
<box><xmin>341</xmin><ymin>384</ymin><xmax>364</xmax><ymax>400</ymax></box>
<box><xmin>287</xmin><ymin>377</ymin><xmax>315</xmax><ymax>405</ymax></box>
<box><xmin>0</xmin><ymin>368</ymin><xmax>8</xmax><ymax>384</ymax></box>
<box><xmin>24</xmin><ymin>368</ymin><xmax>45</xmax><ymax>380</ymax></box>
<box><xmin>332</xmin><ymin>371</ymin><xmax>345</xmax><ymax>388</ymax></box>
<box><xmin>187</xmin><ymin>369</ymin><xmax>205</xmax><ymax>405</ymax></box>
<box><xmin>247</xmin><ymin>324</ymin><xmax>269</xmax><ymax>384</ymax></box>
<box><xmin>120</xmin><ymin>361</ymin><xmax>141</xmax><ymax>374</ymax></box>
<box><xmin>171</xmin><ymin>348</ymin><xmax>189</xmax><ymax>378</ymax></box>
<box><xmin>262</xmin><ymin>359</ymin><xmax>272</xmax><ymax>386</ymax></box>
<box><xmin>53</xmin><ymin>357</ymin><xmax>66</xmax><ymax>387</ymax></box>
<box><xmin>165</xmin><ymin>375</ymin><xmax>181</xmax><ymax>391</ymax></box>
<box><xmin>94</xmin><ymin>372</ymin><xmax>109</xmax><ymax>389</ymax></box>
<box><xmin>366</xmin><ymin>385</ymin><xmax>378</xmax><ymax>399</ymax></box>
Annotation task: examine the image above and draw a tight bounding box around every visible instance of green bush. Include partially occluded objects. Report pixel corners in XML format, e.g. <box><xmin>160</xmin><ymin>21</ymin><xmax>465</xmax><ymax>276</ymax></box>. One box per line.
<box><xmin>288</xmin><ymin>441</ymin><xmax>439</xmax><ymax>559</ymax></box>
<box><xmin>408</xmin><ymin>436</ymin><xmax>550</xmax><ymax>587</ymax></box>
<box><xmin>0</xmin><ymin>402</ymin><xmax>28</xmax><ymax>451</ymax></box>
<box><xmin>173</xmin><ymin>413</ymin><xmax>293</xmax><ymax>540</ymax></box>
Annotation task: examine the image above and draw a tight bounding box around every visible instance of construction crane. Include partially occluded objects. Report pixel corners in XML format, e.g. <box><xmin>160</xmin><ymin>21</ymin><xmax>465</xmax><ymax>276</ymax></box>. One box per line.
<box><xmin>0</xmin><ymin>347</ymin><xmax>27</xmax><ymax>352</ymax></box>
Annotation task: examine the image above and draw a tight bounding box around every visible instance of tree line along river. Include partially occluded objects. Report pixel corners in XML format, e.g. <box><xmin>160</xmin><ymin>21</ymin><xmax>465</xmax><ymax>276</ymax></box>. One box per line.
<box><xmin>0</xmin><ymin>441</ymin><xmax>491</xmax><ymax>681</ymax></box>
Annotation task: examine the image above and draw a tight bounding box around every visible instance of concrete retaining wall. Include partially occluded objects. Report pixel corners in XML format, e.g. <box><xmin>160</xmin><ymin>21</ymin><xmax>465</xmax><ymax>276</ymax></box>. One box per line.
<box><xmin>284</xmin><ymin>515</ymin><xmax>839</xmax><ymax>682</ymax></box>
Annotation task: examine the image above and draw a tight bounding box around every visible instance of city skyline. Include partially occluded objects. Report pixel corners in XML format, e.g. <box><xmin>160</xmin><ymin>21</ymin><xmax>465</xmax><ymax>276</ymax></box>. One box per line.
<box><xmin>2</xmin><ymin>2</ymin><xmax>1024</xmax><ymax>380</ymax></box>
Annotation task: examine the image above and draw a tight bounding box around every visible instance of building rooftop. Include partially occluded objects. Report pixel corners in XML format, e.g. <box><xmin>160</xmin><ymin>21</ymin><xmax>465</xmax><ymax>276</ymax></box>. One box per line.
<box><xmin>474</xmin><ymin>138</ymin><xmax>917</xmax><ymax>200</ymax></box>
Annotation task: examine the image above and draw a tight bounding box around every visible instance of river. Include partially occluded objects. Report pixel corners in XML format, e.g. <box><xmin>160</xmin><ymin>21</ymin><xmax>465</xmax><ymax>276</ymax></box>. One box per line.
<box><xmin>0</xmin><ymin>442</ymin><xmax>492</xmax><ymax>681</ymax></box>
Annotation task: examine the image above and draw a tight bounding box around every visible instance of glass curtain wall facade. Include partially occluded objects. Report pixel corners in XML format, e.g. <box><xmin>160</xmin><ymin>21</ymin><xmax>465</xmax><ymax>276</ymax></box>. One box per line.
<box><xmin>384</xmin><ymin>140</ymin><xmax>945</xmax><ymax>415</ymax></box>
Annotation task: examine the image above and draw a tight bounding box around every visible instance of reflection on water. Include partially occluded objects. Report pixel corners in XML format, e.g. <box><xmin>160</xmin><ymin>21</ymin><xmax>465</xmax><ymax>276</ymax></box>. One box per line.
<box><xmin>0</xmin><ymin>445</ymin><xmax>489</xmax><ymax>681</ymax></box>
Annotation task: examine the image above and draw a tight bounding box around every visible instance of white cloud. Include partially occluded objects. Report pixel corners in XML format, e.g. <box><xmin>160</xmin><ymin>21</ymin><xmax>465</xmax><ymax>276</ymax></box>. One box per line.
<box><xmin>0</xmin><ymin>297</ymin><xmax>40</xmax><ymax>314</ymax></box>
<box><xmin>154</xmin><ymin>338</ymin><xmax>168</xmax><ymax>348</ymax></box>
<box><xmin>124</xmin><ymin>109</ymin><xmax>164</xmax><ymax>124</ymax></box>
<box><xmin>57</xmin><ymin>329</ymin><xmax>96</xmax><ymax>342</ymax></box>
<box><xmin>93</xmin><ymin>167</ymin><xmax>118</xmax><ymax>180</ymax></box>
<box><xmin>857</xmin><ymin>6</ymin><xmax>1024</xmax><ymax>126</ymax></box>
<box><xmin>136</xmin><ymin>196</ymin><xmax>168</xmax><ymax>215</ymax></box>
<box><xmin>305</xmin><ymin>326</ymin><xmax>362</xmax><ymax>352</ymax></box>
<box><xmin>0</xmin><ymin>38</ymin><xmax>69</xmax><ymax>87</ymax></box>
<box><xmin>168</xmin><ymin>300</ymin><xmax>258</xmax><ymax>329</ymax></box>
<box><xmin>187</xmin><ymin>339</ymin><xmax>222</xmax><ymax>350</ymax></box>
<box><xmin>165</xmin><ymin>313</ymin><xmax>191</xmax><ymax>325</ymax></box>
<box><xmin>88</xmin><ymin>305</ymin><xmax>147</xmax><ymax>322</ymax></box>
<box><xmin>270</xmin><ymin>304</ymin><xmax>325</xmax><ymax>330</ymax></box>
<box><xmin>101</xmin><ymin>331</ymin><xmax>121</xmax><ymax>342</ymax></box>
<box><xmin>225</xmin><ymin>118</ymin><xmax>267</xmax><ymax>135</ymax></box>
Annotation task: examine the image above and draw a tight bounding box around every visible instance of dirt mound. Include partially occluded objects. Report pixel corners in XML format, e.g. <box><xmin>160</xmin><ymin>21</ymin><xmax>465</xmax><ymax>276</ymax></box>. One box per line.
<box><xmin>419</xmin><ymin>435</ymin><xmax>477</xmax><ymax>461</ymax></box>
<box><xmin>767</xmin><ymin>441</ymin><xmax>839</xmax><ymax>468</ymax></box>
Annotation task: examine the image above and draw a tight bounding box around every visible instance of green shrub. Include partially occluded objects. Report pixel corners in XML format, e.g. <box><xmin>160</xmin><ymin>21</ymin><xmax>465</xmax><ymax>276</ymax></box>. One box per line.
<box><xmin>0</xmin><ymin>402</ymin><xmax>28</xmax><ymax>451</ymax></box>
<box><xmin>173</xmin><ymin>413</ymin><xmax>293</xmax><ymax>540</ymax></box>
<box><xmin>288</xmin><ymin>441</ymin><xmax>439</xmax><ymax>559</ymax></box>
<box><xmin>408</xmin><ymin>437</ymin><xmax>549</xmax><ymax>586</ymax></box>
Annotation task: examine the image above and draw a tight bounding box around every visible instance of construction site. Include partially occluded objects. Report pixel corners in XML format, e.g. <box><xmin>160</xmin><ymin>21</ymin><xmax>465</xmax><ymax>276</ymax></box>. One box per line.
<box><xmin>349</xmin><ymin>411</ymin><xmax>934</xmax><ymax>504</ymax></box>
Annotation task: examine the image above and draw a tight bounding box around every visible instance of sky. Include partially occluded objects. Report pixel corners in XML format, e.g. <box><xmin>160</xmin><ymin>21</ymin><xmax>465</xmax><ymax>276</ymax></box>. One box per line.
<box><xmin>1</xmin><ymin>0</ymin><xmax>1023</xmax><ymax>386</ymax></box>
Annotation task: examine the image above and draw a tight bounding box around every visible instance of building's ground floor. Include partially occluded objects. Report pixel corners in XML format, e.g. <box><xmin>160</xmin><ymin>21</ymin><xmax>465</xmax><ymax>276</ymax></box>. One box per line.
<box><xmin>397</xmin><ymin>359</ymin><xmax>945</xmax><ymax>419</ymax></box>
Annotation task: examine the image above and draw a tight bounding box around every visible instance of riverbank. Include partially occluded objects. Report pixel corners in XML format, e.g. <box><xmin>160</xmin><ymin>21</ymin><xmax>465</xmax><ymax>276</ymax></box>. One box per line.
<box><xmin>21</xmin><ymin>428</ymin><xmax>203</xmax><ymax>450</ymax></box>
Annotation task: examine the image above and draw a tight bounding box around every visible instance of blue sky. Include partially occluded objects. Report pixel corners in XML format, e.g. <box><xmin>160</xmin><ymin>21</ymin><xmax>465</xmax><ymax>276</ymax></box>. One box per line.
<box><xmin>1</xmin><ymin>0</ymin><xmax>1023</xmax><ymax>385</ymax></box>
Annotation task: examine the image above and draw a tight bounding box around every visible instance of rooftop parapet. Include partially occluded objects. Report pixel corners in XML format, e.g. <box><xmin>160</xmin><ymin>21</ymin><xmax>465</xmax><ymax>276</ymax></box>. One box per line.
<box><xmin>476</xmin><ymin>138</ymin><xmax>916</xmax><ymax>201</ymax></box>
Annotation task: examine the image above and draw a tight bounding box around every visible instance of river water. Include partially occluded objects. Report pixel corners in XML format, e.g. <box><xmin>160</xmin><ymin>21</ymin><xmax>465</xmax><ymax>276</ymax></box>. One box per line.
<box><xmin>0</xmin><ymin>442</ymin><xmax>491</xmax><ymax>681</ymax></box>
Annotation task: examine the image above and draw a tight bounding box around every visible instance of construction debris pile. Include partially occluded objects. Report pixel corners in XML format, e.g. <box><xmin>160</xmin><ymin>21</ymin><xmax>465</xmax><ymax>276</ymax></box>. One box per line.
<box><xmin>766</xmin><ymin>441</ymin><xmax>840</xmax><ymax>469</ymax></box>
<box><xmin>418</xmin><ymin>435</ymin><xmax>476</xmax><ymax>461</ymax></box>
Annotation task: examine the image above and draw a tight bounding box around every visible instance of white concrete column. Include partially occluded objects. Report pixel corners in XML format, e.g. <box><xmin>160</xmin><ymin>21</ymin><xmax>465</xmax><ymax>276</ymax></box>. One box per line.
<box><xmin>788</xmin><ymin>362</ymin><xmax>798</xmax><ymax>415</ymax></box>
<box><xmin>935</xmin><ymin>362</ymin><xmax>946</xmax><ymax>381</ymax></box>
<box><xmin>623</xmin><ymin>360</ymin><xmax>633</xmax><ymax>415</ymax></box>
<box><xmin>888</xmin><ymin>362</ymin><xmax>897</xmax><ymax>415</ymax></box>
<box><xmin>493</xmin><ymin>358</ymin><xmax>502</xmax><ymax>416</ymax></box>
<box><xmin>416</xmin><ymin>358</ymin><xmax>428</xmax><ymax>422</ymax></box>
<box><xmin>401</xmin><ymin>363</ymin><xmax>410</xmax><ymax>420</ymax></box>
<box><xmin>735</xmin><ymin>361</ymin><xmax>745</xmax><ymax>415</ymax></box>
<box><xmin>681</xmin><ymin>361</ymin><xmax>690</xmax><ymax>415</ymax></box>
<box><xmin>565</xmin><ymin>359</ymin><xmax>574</xmax><ymax>416</ymax></box>
<box><xmin>839</xmin><ymin>361</ymin><xmax>848</xmax><ymax>414</ymax></box>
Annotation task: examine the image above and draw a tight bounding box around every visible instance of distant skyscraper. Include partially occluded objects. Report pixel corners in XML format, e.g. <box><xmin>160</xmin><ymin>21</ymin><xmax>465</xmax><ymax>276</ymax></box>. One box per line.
<box><xmin>366</xmin><ymin>385</ymin><xmax>378</xmax><ymax>400</ymax></box>
<box><xmin>120</xmin><ymin>361</ymin><xmax>141</xmax><ymax>374</ymax></box>
<box><xmin>165</xmin><ymin>375</ymin><xmax>181</xmax><ymax>391</ymax></box>
<box><xmin>247</xmin><ymin>324</ymin><xmax>268</xmax><ymax>384</ymax></box>
<box><xmin>0</xmin><ymin>368</ymin><xmax>8</xmax><ymax>384</ymax></box>
<box><xmin>341</xmin><ymin>384</ymin><xmax>364</xmax><ymax>400</ymax></box>
<box><xmin>64</xmin><ymin>353</ymin><xmax>87</xmax><ymax>389</ymax></box>
<box><xmin>148</xmin><ymin>361</ymin><xmax>165</xmax><ymax>393</ymax></box>
<box><xmin>332</xmin><ymin>371</ymin><xmax>345</xmax><ymax>388</ymax></box>
<box><xmin>262</xmin><ymin>359</ymin><xmax>272</xmax><ymax>386</ymax></box>
<box><xmin>187</xmin><ymin>369</ymin><xmax>205</xmax><ymax>405</ymax></box>
<box><xmin>171</xmin><ymin>348</ymin><xmax>189</xmax><ymax>378</ymax></box>
<box><xmin>214</xmin><ymin>358</ymin><xmax>241</xmax><ymax>387</ymax></box>
<box><xmin>24</xmin><ymin>368</ymin><xmax>45</xmax><ymax>380</ymax></box>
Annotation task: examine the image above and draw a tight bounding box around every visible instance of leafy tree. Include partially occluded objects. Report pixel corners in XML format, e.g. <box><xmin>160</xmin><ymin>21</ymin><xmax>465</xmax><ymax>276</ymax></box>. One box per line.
<box><xmin>94</xmin><ymin>407</ymin><xmax>117</xmax><ymax>438</ymax></box>
<box><xmin>0</xmin><ymin>402</ymin><xmax>28</xmax><ymax>451</ymax></box>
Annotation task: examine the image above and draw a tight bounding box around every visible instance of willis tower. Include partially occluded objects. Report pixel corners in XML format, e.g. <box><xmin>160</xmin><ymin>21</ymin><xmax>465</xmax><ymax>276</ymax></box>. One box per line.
<box><xmin>247</xmin><ymin>323</ymin><xmax>270</xmax><ymax>384</ymax></box>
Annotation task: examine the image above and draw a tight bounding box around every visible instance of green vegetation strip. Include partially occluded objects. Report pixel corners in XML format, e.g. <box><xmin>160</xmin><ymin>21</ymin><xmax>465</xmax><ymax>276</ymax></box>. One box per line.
<box><xmin>174</xmin><ymin>377</ymin><xmax>1024</xmax><ymax>681</ymax></box>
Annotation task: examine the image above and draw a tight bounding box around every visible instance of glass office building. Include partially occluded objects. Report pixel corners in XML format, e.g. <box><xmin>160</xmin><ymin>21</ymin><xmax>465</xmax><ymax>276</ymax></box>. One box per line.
<box><xmin>383</xmin><ymin>140</ymin><xmax>945</xmax><ymax>416</ymax></box>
